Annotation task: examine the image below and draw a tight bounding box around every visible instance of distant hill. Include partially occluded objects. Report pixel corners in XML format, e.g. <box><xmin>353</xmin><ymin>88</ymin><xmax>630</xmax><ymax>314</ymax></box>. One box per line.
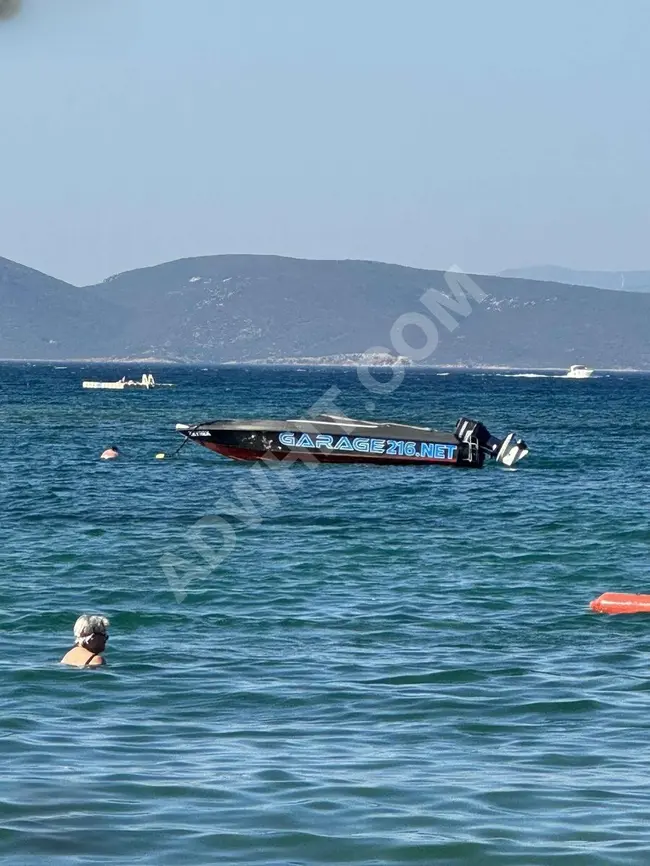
<box><xmin>2</xmin><ymin>254</ymin><xmax>650</xmax><ymax>368</ymax></box>
<box><xmin>0</xmin><ymin>256</ymin><xmax>124</xmax><ymax>359</ymax></box>
<box><xmin>499</xmin><ymin>265</ymin><xmax>650</xmax><ymax>293</ymax></box>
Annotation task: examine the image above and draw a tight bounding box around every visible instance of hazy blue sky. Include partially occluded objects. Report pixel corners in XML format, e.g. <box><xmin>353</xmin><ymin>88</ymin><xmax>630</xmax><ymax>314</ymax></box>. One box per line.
<box><xmin>1</xmin><ymin>0</ymin><xmax>648</xmax><ymax>285</ymax></box>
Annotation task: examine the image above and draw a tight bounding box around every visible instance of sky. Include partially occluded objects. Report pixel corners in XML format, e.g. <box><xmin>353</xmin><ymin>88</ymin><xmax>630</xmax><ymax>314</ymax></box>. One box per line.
<box><xmin>0</xmin><ymin>0</ymin><xmax>649</xmax><ymax>285</ymax></box>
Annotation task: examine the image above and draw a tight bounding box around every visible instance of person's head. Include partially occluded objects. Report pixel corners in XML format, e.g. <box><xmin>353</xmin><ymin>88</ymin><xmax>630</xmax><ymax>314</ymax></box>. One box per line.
<box><xmin>110</xmin><ymin>446</ymin><xmax>119</xmax><ymax>453</ymax></box>
<box><xmin>73</xmin><ymin>614</ymin><xmax>110</xmax><ymax>653</ymax></box>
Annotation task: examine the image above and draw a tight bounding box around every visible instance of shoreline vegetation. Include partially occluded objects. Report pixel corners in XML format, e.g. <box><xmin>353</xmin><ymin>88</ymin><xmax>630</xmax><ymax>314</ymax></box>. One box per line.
<box><xmin>0</xmin><ymin>357</ymin><xmax>647</xmax><ymax>373</ymax></box>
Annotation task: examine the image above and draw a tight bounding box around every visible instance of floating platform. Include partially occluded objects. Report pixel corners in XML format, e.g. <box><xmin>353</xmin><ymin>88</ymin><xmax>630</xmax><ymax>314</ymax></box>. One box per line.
<box><xmin>82</xmin><ymin>374</ymin><xmax>173</xmax><ymax>390</ymax></box>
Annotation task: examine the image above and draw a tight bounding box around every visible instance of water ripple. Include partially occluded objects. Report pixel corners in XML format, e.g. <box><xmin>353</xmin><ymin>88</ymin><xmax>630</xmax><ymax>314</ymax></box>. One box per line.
<box><xmin>2</xmin><ymin>365</ymin><xmax>650</xmax><ymax>864</ymax></box>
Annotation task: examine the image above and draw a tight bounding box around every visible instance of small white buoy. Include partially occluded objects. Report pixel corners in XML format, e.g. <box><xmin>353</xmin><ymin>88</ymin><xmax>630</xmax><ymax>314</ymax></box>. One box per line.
<box><xmin>155</xmin><ymin>452</ymin><xmax>166</xmax><ymax>460</ymax></box>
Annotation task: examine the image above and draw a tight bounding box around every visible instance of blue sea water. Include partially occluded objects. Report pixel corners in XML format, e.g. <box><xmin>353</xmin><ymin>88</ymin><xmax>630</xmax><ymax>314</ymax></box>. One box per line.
<box><xmin>1</xmin><ymin>362</ymin><xmax>650</xmax><ymax>865</ymax></box>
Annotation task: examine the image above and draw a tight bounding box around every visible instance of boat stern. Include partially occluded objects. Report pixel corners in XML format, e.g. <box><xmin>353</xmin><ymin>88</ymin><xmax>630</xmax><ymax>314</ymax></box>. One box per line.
<box><xmin>455</xmin><ymin>418</ymin><xmax>528</xmax><ymax>467</ymax></box>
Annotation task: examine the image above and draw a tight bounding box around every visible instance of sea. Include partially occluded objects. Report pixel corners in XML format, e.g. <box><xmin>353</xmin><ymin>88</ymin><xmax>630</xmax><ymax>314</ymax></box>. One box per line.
<box><xmin>1</xmin><ymin>362</ymin><xmax>650</xmax><ymax>865</ymax></box>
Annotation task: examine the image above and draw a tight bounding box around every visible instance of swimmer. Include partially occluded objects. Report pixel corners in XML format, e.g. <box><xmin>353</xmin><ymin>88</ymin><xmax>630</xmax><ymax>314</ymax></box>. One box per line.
<box><xmin>100</xmin><ymin>445</ymin><xmax>119</xmax><ymax>460</ymax></box>
<box><xmin>60</xmin><ymin>614</ymin><xmax>110</xmax><ymax>667</ymax></box>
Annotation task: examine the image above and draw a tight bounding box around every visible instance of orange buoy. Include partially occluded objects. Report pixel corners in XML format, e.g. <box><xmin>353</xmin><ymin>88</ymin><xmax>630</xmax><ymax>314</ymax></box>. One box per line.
<box><xmin>590</xmin><ymin>592</ymin><xmax>650</xmax><ymax>614</ymax></box>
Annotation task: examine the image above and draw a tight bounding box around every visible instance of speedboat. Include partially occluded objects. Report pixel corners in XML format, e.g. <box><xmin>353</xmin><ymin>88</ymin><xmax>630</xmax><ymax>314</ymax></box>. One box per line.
<box><xmin>565</xmin><ymin>365</ymin><xmax>594</xmax><ymax>379</ymax></box>
<box><xmin>175</xmin><ymin>414</ymin><xmax>528</xmax><ymax>469</ymax></box>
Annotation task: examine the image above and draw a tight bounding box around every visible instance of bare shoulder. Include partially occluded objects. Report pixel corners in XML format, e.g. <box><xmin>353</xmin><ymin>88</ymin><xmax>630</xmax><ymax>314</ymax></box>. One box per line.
<box><xmin>59</xmin><ymin>650</ymin><xmax>105</xmax><ymax>667</ymax></box>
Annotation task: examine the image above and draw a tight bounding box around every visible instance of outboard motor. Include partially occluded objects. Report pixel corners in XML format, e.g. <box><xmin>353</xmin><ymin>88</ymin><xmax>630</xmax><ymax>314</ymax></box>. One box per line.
<box><xmin>455</xmin><ymin>417</ymin><xmax>528</xmax><ymax>467</ymax></box>
<box><xmin>495</xmin><ymin>432</ymin><xmax>529</xmax><ymax>467</ymax></box>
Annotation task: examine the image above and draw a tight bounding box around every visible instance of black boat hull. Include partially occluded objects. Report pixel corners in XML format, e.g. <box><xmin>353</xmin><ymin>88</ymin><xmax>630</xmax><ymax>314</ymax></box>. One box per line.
<box><xmin>176</xmin><ymin>415</ymin><xmax>528</xmax><ymax>469</ymax></box>
<box><xmin>189</xmin><ymin>428</ymin><xmax>460</xmax><ymax>466</ymax></box>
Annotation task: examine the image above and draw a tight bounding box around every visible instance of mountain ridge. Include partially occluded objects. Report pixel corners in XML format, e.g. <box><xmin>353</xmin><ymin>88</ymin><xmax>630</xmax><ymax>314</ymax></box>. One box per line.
<box><xmin>2</xmin><ymin>254</ymin><xmax>650</xmax><ymax>368</ymax></box>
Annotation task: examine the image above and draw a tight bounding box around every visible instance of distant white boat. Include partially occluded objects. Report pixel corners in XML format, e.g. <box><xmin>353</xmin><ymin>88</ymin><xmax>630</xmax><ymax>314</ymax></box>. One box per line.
<box><xmin>82</xmin><ymin>373</ymin><xmax>173</xmax><ymax>390</ymax></box>
<box><xmin>565</xmin><ymin>364</ymin><xmax>594</xmax><ymax>379</ymax></box>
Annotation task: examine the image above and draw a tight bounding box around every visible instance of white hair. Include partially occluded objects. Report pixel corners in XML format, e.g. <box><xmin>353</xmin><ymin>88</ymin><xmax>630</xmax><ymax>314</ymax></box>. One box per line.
<box><xmin>74</xmin><ymin>614</ymin><xmax>110</xmax><ymax>646</ymax></box>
